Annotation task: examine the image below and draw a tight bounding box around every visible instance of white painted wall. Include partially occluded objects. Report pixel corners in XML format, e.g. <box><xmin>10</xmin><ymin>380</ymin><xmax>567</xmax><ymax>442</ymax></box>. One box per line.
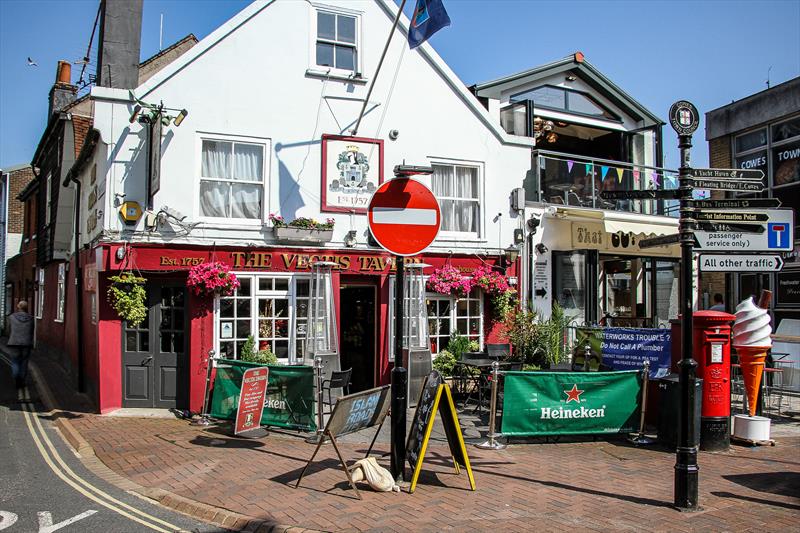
<box><xmin>82</xmin><ymin>0</ymin><xmax>534</xmax><ymax>257</ymax></box>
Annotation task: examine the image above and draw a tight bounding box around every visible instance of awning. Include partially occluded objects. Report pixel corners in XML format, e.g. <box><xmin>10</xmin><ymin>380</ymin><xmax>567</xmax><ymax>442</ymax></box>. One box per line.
<box><xmin>603</xmin><ymin>215</ymin><xmax>678</xmax><ymax>237</ymax></box>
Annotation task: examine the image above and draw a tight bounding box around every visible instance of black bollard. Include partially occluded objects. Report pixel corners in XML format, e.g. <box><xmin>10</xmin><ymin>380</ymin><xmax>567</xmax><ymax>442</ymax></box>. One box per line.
<box><xmin>391</xmin><ymin>366</ymin><xmax>408</xmax><ymax>481</ymax></box>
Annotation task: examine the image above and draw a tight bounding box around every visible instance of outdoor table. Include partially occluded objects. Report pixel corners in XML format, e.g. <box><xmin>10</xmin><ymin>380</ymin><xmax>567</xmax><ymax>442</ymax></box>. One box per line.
<box><xmin>455</xmin><ymin>359</ymin><xmax>515</xmax><ymax>413</ymax></box>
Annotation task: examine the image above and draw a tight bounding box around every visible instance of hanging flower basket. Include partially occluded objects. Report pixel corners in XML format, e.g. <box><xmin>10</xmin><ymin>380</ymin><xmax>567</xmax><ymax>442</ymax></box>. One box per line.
<box><xmin>187</xmin><ymin>261</ymin><xmax>240</xmax><ymax>297</ymax></box>
<box><xmin>426</xmin><ymin>265</ymin><xmax>472</xmax><ymax>298</ymax></box>
<box><xmin>107</xmin><ymin>272</ymin><xmax>147</xmax><ymax>326</ymax></box>
<box><xmin>469</xmin><ymin>265</ymin><xmax>518</xmax><ymax>319</ymax></box>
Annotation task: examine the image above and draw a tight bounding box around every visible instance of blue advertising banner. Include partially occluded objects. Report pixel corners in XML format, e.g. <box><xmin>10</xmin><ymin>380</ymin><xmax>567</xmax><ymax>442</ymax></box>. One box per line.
<box><xmin>600</xmin><ymin>328</ymin><xmax>671</xmax><ymax>378</ymax></box>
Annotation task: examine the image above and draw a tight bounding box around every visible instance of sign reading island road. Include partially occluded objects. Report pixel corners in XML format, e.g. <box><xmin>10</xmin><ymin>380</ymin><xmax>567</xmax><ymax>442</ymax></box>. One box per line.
<box><xmin>699</xmin><ymin>254</ymin><xmax>784</xmax><ymax>273</ymax></box>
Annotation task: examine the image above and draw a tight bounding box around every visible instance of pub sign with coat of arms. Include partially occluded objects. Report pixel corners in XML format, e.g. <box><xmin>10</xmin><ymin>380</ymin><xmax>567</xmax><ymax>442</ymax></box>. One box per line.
<box><xmin>321</xmin><ymin>135</ymin><xmax>384</xmax><ymax>213</ymax></box>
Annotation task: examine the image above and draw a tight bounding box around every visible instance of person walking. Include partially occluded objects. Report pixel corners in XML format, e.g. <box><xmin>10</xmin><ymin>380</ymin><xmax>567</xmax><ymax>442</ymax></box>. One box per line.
<box><xmin>709</xmin><ymin>293</ymin><xmax>726</xmax><ymax>312</ymax></box>
<box><xmin>8</xmin><ymin>301</ymin><xmax>35</xmax><ymax>388</ymax></box>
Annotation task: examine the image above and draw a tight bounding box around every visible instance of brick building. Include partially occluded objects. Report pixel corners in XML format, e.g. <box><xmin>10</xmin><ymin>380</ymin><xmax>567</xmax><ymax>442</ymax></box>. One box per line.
<box><xmin>1</xmin><ymin>163</ymin><xmax>35</xmax><ymax>328</ymax></box>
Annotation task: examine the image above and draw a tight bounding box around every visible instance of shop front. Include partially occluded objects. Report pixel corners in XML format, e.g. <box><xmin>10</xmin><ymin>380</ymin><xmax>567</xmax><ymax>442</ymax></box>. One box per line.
<box><xmin>95</xmin><ymin>243</ymin><xmax>512</xmax><ymax>413</ymax></box>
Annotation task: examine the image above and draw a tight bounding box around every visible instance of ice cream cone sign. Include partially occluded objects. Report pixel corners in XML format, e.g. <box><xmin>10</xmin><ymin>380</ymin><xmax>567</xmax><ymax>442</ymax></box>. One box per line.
<box><xmin>732</xmin><ymin>294</ymin><xmax>773</xmax><ymax>417</ymax></box>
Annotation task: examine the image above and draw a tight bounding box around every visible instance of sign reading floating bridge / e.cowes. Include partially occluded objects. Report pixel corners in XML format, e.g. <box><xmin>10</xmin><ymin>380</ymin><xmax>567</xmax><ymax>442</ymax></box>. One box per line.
<box><xmin>500</xmin><ymin>371</ymin><xmax>642</xmax><ymax>437</ymax></box>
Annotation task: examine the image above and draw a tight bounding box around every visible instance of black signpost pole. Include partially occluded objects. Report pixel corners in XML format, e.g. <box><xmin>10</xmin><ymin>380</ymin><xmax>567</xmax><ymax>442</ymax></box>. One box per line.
<box><xmin>391</xmin><ymin>256</ymin><xmax>407</xmax><ymax>481</ymax></box>
<box><xmin>670</xmin><ymin>101</ymin><xmax>700</xmax><ymax>511</ymax></box>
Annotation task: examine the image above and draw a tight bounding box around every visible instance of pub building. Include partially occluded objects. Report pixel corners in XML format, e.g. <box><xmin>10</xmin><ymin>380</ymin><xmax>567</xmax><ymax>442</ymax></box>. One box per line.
<box><xmin>37</xmin><ymin>1</ymin><xmax>683</xmax><ymax>414</ymax></box>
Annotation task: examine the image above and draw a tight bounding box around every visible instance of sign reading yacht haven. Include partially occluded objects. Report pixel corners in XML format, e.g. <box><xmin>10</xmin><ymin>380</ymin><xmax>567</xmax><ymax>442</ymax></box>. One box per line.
<box><xmin>500</xmin><ymin>371</ymin><xmax>641</xmax><ymax>436</ymax></box>
<box><xmin>690</xmin><ymin>168</ymin><xmax>765</xmax><ymax>181</ymax></box>
<box><xmin>321</xmin><ymin>135</ymin><xmax>384</xmax><ymax>214</ymax></box>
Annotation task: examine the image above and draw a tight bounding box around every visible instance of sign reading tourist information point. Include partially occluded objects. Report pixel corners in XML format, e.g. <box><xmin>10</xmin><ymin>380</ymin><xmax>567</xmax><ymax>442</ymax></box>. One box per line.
<box><xmin>669</xmin><ymin>100</ymin><xmax>700</xmax><ymax>135</ymax></box>
<box><xmin>367</xmin><ymin>177</ymin><xmax>441</xmax><ymax>256</ymax></box>
<box><xmin>699</xmin><ymin>254</ymin><xmax>784</xmax><ymax>272</ymax></box>
<box><xmin>235</xmin><ymin>367</ymin><xmax>269</xmax><ymax>436</ymax></box>
<box><xmin>694</xmin><ymin>208</ymin><xmax>794</xmax><ymax>251</ymax></box>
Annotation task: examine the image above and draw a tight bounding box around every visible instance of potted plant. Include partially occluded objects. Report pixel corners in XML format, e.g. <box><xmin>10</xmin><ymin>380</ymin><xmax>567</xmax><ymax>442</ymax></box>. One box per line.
<box><xmin>107</xmin><ymin>272</ymin><xmax>148</xmax><ymax>326</ymax></box>
<box><xmin>270</xmin><ymin>214</ymin><xmax>335</xmax><ymax>243</ymax></box>
<box><xmin>186</xmin><ymin>261</ymin><xmax>240</xmax><ymax>297</ymax></box>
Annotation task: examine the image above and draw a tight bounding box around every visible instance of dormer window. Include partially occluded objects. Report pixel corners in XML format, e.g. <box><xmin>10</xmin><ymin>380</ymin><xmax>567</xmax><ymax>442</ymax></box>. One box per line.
<box><xmin>511</xmin><ymin>85</ymin><xmax>619</xmax><ymax>121</ymax></box>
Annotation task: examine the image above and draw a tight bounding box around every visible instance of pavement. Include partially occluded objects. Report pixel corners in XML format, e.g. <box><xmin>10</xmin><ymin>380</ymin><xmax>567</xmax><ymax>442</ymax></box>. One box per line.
<box><xmin>6</xmin><ymin>341</ymin><xmax>800</xmax><ymax>532</ymax></box>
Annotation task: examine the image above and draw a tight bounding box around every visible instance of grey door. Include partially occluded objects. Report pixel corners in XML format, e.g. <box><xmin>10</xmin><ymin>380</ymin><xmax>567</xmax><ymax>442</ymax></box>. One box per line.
<box><xmin>122</xmin><ymin>284</ymin><xmax>187</xmax><ymax>408</ymax></box>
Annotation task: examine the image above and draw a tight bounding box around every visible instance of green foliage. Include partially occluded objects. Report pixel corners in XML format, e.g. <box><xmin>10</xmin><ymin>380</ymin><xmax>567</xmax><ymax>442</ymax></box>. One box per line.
<box><xmin>491</xmin><ymin>290</ymin><xmax>518</xmax><ymax>321</ymax></box>
<box><xmin>446</xmin><ymin>333</ymin><xmax>473</xmax><ymax>360</ymax></box>
<box><xmin>432</xmin><ymin>349</ymin><xmax>457</xmax><ymax>377</ymax></box>
<box><xmin>240</xmin><ymin>335</ymin><xmax>256</xmax><ymax>360</ymax></box>
<box><xmin>503</xmin><ymin>302</ymin><xmax>575</xmax><ymax>368</ymax></box>
<box><xmin>107</xmin><ymin>272</ymin><xmax>147</xmax><ymax>327</ymax></box>
<box><xmin>468</xmin><ymin>340</ymin><xmax>480</xmax><ymax>352</ymax></box>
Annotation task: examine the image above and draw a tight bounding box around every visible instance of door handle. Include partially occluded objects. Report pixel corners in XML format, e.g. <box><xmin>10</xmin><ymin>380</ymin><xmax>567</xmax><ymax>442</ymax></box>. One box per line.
<box><xmin>142</xmin><ymin>356</ymin><xmax>153</xmax><ymax>365</ymax></box>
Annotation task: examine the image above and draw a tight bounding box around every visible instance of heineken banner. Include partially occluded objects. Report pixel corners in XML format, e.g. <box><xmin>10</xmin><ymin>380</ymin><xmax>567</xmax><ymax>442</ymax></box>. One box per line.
<box><xmin>210</xmin><ymin>359</ymin><xmax>316</xmax><ymax>431</ymax></box>
<box><xmin>501</xmin><ymin>371</ymin><xmax>641</xmax><ymax>436</ymax></box>
<box><xmin>576</xmin><ymin>327</ymin><xmax>671</xmax><ymax>378</ymax></box>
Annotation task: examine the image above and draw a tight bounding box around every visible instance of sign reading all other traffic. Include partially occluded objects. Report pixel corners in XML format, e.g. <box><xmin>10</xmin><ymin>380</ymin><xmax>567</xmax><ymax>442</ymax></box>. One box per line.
<box><xmin>368</xmin><ymin>177</ymin><xmax>441</xmax><ymax>256</ymax></box>
<box><xmin>699</xmin><ymin>254</ymin><xmax>784</xmax><ymax>273</ymax></box>
<box><xmin>694</xmin><ymin>208</ymin><xmax>794</xmax><ymax>251</ymax></box>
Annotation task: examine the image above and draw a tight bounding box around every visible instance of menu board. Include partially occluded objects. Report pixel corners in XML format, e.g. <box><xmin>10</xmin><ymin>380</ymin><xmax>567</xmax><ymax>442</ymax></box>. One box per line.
<box><xmin>326</xmin><ymin>385</ymin><xmax>391</xmax><ymax>438</ymax></box>
<box><xmin>406</xmin><ymin>371</ymin><xmax>475</xmax><ymax>493</ymax></box>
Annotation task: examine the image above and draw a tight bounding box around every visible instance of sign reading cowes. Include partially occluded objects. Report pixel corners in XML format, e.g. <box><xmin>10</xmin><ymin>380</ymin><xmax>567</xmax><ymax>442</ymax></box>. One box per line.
<box><xmin>367</xmin><ymin>177</ymin><xmax>441</xmax><ymax>256</ymax></box>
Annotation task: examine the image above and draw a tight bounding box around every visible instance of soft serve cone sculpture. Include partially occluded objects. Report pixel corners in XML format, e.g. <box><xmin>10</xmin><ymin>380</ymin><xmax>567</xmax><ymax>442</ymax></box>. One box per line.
<box><xmin>732</xmin><ymin>297</ymin><xmax>772</xmax><ymax>417</ymax></box>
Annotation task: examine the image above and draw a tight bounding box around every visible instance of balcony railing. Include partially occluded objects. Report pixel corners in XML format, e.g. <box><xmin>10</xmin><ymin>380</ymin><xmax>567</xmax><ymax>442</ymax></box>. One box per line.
<box><xmin>526</xmin><ymin>150</ymin><xmax>680</xmax><ymax>216</ymax></box>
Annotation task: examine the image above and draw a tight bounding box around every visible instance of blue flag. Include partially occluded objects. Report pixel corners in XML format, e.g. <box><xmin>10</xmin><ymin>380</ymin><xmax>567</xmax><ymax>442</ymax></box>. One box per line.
<box><xmin>408</xmin><ymin>0</ymin><xmax>451</xmax><ymax>49</ymax></box>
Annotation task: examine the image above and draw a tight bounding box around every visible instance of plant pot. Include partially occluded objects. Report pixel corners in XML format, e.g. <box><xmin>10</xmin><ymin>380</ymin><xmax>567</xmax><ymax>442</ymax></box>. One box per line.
<box><xmin>273</xmin><ymin>227</ymin><xmax>334</xmax><ymax>243</ymax></box>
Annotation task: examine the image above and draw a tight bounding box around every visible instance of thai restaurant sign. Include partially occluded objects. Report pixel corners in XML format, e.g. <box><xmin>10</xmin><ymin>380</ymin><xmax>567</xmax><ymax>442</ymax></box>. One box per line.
<box><xmin>570</xmin><ymin>221</ymin><xmax>678</xmax><ymax>256</ymax></box>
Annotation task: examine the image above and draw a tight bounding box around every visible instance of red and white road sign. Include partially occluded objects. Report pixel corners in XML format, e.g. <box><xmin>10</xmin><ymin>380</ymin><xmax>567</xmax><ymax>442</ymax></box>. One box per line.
<box><xmin>368</xmin><ymin>177</ymin><xmax>441</xmax><ymax>256</ymax></box>
<box><xmin>235</xmin><ymin>367</ymin><xmax>269</xmax><ymax>435</ymax></box>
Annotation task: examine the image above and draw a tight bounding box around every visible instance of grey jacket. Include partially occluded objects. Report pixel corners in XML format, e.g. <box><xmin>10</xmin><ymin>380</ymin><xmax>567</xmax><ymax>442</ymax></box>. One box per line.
<box><xmin>8</xmin><ymin>311</ymin><xmax>35</xmax><ymax>346</ymax></box>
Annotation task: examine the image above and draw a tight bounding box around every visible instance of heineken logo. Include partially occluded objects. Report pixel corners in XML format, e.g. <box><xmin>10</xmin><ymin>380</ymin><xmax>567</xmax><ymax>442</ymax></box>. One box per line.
<box><xmin>265</xmin><ymin>398</ymin><xmax>286</xmax><ymax>410</ymax></box>
<box><xmin>540</xmin><ymin>383</ymin><xmax>606</xmax><ymax>419</ymax></box>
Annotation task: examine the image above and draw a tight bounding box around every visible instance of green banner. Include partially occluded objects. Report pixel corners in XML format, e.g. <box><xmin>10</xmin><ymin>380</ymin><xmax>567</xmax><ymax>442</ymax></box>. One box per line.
<box><xmin>500</xmin><ymin>370</ymin><xmax>641</xmax><ymax>436</ymax></box>
<box><xmin>210</xmin><ymin>359</ymin><xmax>316</xmax><ymax>432</ymax></box>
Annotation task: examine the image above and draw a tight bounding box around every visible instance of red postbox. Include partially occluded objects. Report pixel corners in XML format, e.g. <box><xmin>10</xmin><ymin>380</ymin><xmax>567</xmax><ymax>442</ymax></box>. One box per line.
<box><xmin>671</xmin><ymin>310</ymin><xmax>736</xmax><ymax>451</ymax></box>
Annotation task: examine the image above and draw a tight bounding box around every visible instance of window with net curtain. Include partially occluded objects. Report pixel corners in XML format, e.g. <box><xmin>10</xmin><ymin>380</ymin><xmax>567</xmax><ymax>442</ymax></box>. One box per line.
<box><xmin>432</xmin><ymin>163</ymin><xmax>480</xmax><ymax>235</ymax></box>
<box><xmin>200</xmin><ymin>139</ymin><xmax>264</xmax><ymax>219</ymax></box>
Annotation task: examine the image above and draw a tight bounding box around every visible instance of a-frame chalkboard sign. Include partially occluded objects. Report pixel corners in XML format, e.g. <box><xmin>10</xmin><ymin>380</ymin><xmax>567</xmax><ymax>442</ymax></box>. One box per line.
<box><xmin>406</xmin><ymin>370</ymin><xmax>476</xmax><ymax>493</ymax></box>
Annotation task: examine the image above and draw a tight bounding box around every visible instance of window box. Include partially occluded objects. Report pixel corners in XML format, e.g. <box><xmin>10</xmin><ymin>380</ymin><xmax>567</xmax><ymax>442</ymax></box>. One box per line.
<box><xmin>273</xmin><ymin>227</ymin><xmax>334</xmax><ymax>243</ymax></box>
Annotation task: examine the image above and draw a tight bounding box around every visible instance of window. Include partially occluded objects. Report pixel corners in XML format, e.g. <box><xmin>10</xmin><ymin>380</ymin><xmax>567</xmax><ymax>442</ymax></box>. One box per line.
<box><xmin>36</xmin><ymin>268</ymin><xmax>44</xmax><ymax>319</ymax></box>
<box><xmin>55</xmin><ymin>264</ymin><xmax>65</xmax><ymax>322</ymax></box>
<box><xmin>428</xmin><ymin>289</ymin><xmax>483</xmax><ymax>355</ymax></box>
<box><xmin>432</xmin><ymin>163</ymin><xmax>480</xmax><ymax>235</ymax></box>
<box><xmin>316</xmin><ymin>10</ymin><xmax>357</xmax><ymax>72</ymax></box>
<box><xmin>217</xmin><ymin>275</ymin><xmax>309</xmax><ymax>364</ymax></box>
<box><xmin>510</xmin><ymin>85</ymin><xmax>619</xmax><ymax>121</ymax></box>
<box><xmin>45</xmin><ymin>173</ymin><xmax>52</xmax><ymax>225</ymax></box>
<box><xmin>199</xmin><ymin>139</ymin><xmax>266</xmax><ymax>219</ymax></box>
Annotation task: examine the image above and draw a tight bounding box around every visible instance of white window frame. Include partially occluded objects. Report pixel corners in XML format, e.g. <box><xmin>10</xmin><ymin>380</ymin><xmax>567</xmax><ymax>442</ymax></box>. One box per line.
<box><xmin>36</xmin><ymin>268</ymin><xmax>44</xmax><ymax>319</ymax></box>
<box><xmin>308</xmin><ymin>4</ymin><xmax>363</xmax><ymax>78</ymax></box>
<box><xmin>45</xmin><ymin>173</ymin><xmax>52</xmax><ymax>226</ymax></box>
<box><xmin>195</xmin><ymin>133</ymin><xmax>271</xmax><ymax>226</ymax></box>
<box><xmin>430</xmin><ymin>158</ymin><xmax>485</xmax><ymax>241</ymax></box>
<box><xmin>214</xmin><ymin>273</ymin><xmax>311</xmax><ymax>364</ymax></box>
<box><xmin>55</xmin><ymin>263</ymin><xmax>66</xmax><ymax>322</ymax></box>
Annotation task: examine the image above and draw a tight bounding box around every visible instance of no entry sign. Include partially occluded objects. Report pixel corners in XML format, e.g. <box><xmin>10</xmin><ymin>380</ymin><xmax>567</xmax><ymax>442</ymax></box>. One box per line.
<box><xmin>368</xmin><ymin>177</ymin><xmax>441</xmax><ymax>256</ymax></box>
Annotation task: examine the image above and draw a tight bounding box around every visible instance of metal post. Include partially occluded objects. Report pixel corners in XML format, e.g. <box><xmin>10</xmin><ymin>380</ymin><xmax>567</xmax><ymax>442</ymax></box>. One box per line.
<box><xmin>629</xmin><ymin>361</ymin><xmax>654</xmax><ymax>445</ymax></box>
<box><xmin>476</xmin><ymin>361</ymin><xmax>507</xmax><ymax>450</ymax></box>
<box><xmin>391</xmin><ymin>256</ymin><xmax>407</xmax><ymax>481</ymax></box>
<box><xmin>674</xmin><ymin>130</ymin><xmax>699</xmax><ymax>510</ymax></box>
<box><xmin>191</xmin><ymin>349</ymin><xmax>217</xmax><ymax>426</ymax></box>
<box><xmin>306</xmin><ymin>356</ymin><xmax>326</xmax><ymax>444</ymax></box>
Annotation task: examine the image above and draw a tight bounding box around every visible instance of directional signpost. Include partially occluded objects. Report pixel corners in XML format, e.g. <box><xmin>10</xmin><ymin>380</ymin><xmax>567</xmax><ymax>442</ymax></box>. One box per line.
<box><xmin>699</xmin><ymin>254</ymin><xmax>784</xmax><ymax>272</ymax></box>
<box><xmin>601</xmin><ymin>189</ymin><xmax>681</xmax><ymax>200</ymax></box>
<box><xmin>689</xmin><ymin>178</ymin><xmax>765</xmax><ymax>192</ymax></box>
<box><xmin>693</xmin><ymin>208</ymin><xmax>794</xmax><ymax>252</ymax></box>
<box><xmin>689</xmin><ymin>198</ymin><xmax>781</xmax><ymax>209</ymax></box>
<box><xmin>690</xmin><ymin>168</ymin><xmax>765</xmax><ymax>181</ymax></box>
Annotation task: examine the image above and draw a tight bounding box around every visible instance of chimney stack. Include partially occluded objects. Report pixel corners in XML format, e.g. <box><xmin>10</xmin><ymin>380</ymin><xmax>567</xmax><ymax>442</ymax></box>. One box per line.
<box><xmin>96</xmin><ymin>0</ymin><xmax>143</xmax><ymax>89</ymax></box>
<box><xmin>48</xmin><ymin>60</ymin><xmax>77</xmax><ymax>118</ymax></box>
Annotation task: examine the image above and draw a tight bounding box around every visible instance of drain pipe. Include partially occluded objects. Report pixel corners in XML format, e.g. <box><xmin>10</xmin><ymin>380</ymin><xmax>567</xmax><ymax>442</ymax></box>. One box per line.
<box><xmin>68</xmin><ymin>171</ymin><xmax>85</xmax><ymax>392</ymax></box>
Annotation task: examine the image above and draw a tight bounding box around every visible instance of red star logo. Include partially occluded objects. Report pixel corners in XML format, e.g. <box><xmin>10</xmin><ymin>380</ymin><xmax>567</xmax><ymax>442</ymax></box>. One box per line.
<box><xmin>564</xmin><ymin>384</ymin><xmax>584</xmax><ymax>403</ymax></box>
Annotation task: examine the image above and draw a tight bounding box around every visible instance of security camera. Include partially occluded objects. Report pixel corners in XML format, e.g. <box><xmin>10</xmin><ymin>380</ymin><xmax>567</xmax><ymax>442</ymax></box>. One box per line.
<box><xmin>159</xmin><ymin>205</ymin><xmax>187</xmax><ymax>222</ymax></box>
<box><xmin>388</xmin><ymin>129</ymin><xmax>400</xmax><ymax>140</ymax></box>
<box><xmin>526</xmin><ymin>216</ymin><xmax>540</xmax><ymax>233</ymax></box>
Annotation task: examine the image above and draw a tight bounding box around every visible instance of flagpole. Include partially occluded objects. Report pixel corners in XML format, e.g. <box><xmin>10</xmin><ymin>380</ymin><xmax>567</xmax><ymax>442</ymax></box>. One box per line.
<box><xmin>351</xmin><ymin>0</ymin><xmax>408</xmax><ymax>137</ymax></box>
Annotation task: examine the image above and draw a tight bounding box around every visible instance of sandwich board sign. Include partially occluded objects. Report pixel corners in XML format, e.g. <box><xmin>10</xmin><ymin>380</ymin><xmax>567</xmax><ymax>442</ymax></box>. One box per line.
<box><xmin>693</xmin><ymin>208</ymin><xmax>794</xmax><ymax>251</ymax></box>
<box><xmin>235</xmin><ymin>367</ymin><xmax>269</xmax><ymax>436</ymax></box>
<box><xmin>406</xmin><ymin>370</ymin><xmax>475</xmax><ymax>493</ymax></box>
<box><xmin>367</xmin><ymin>177</ymin><xmax>441</xmax><ymax>256</ymax></box>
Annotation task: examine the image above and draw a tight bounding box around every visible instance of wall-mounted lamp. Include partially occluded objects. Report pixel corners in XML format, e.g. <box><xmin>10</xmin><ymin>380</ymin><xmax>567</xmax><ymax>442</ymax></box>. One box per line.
<box><xmin>565</xmin><ymin>75</ymin><xmax>577</xmax><ymax>82</ymax></box>
<box><xmin>536</xmin><ymin>243</ymin><xmax>548</xmax><ymax>255</ymax></box>
<box><xmin>115</xmin><ymin>245</ymin><xmax>127</xmax><ymax>261</ymax></box>
<box><xmin>526</xmin><ymin>216</ymin><xmax>540</xmax><ymax>234</ymax></box>
<box><xmin>344</xmin><ymin>230</ymin><xmax>357</xmax><ymax>248</ymax></box>
<box><xmin>503</xmin><ymin>244</ymin><xmax>520</xmax><ymax>269</ymax></box>
<box><xmin>129</xmin><ymin>104</ymin><xmax>142</xmax><ymax>123</ymax></box>
<box><xmin>513</xmin><ymin>228</ymin><xmax>525</xmax><ymax>245</ymax></box>
<box><xmin>173</xmin><ymin>109</ymin><xmax>188</xmax><ymax>127</ymax></box>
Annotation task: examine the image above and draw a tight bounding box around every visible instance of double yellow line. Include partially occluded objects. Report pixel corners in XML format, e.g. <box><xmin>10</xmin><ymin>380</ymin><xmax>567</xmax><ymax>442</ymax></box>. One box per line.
<box><xmin>18</xmin><ymin>387</ymin><xmax>184</xmax><ymax>532</ymax></box>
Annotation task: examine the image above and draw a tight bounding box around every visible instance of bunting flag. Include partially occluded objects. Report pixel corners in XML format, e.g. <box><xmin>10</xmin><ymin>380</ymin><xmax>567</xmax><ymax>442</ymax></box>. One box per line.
<box><xmin>616</xmin><ymin>168</ymin><xmax>625</xmax><ymax>183</ymax></box>
<box><xmin>567</xmin><ymin>160</ymin><xmax>574</xmax><ymax>173</ymax></box>
<box><xmin>585</xmin><ymin>163</ymin><xmax>592</xmax><ymax>175</ymax></box>
<box><xmin>651</xmin><ymin>171</ymin><xmax>660</xmax><ymax>187</ymax></box>
<box><xmin>632</xmin><ymin>169</ymin><xmax>640</xmax><ymax>182</ymax></box>
<box><xmin>601</xmin><ymin>166</ymin><xmax>609</xmax><ymax>179</ymax></box>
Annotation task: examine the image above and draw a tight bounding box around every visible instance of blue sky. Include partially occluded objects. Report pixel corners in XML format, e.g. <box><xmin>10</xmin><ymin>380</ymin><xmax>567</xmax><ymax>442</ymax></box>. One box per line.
<box><xmin>1</xmin><ymin>0</ymin><xmax>798</xmax><ymax>170</ymax></box>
